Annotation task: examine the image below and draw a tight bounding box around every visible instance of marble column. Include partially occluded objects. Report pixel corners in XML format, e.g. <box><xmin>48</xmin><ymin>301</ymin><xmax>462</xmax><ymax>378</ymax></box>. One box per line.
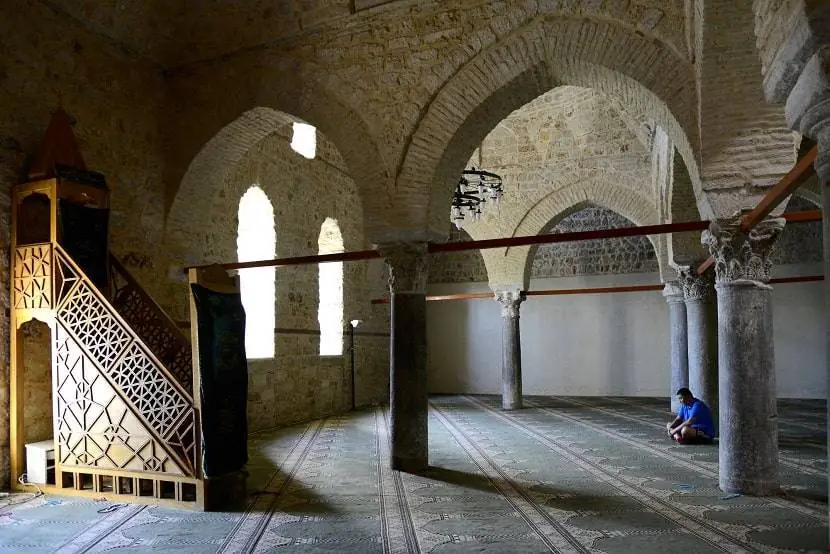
<box><xmin>679</xmin><ymin>268</ymin><xmax>718</xmax><ymax>424</ymax></box>
<box><xmin>703</xmin><ymin>216</ymin><xmax>785</xmax><ymax>495</ymax></box>
<box><xmin>379</xmin><ymin>242</ymin><xmax>429</xmax><ymax>472</ymax></box>
<box><xmin>663</xmin><ymin>280</ymin><xmax>688</xmax><ymax>414</ymax></box>
<box><xmin>493</xmin><ymin>288</ymin><xmax>525</xmax><ymax>410</ymax></box>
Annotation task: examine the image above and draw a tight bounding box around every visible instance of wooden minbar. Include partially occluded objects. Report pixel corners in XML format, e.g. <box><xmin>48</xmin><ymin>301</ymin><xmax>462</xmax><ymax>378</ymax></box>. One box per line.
<box><xmin>8</xmin><ymin>109</ymin><xmax>247</xmax><ymax>510</ymax></box>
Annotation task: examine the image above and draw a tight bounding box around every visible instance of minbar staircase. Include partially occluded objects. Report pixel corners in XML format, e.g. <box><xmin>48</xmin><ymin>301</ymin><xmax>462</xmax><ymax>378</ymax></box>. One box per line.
<box><xmin>12</xmin><ymin>239</ymin><xmax>203</xmax><ymax>506</ymax></box>
<box><xmin>9</xmin><ymin>108</ymin><xmax>210</xmax><ymax>508</ymax></box>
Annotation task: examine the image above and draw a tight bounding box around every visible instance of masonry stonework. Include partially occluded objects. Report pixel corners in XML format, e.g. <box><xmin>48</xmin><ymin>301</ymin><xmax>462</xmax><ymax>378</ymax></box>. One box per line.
<box><xmin>174</xmin><ymin>123</ymin><xmax>388</xmax><ymax>431</ymax></box>
<box><xmin>0</xmin><ymin>0</ymin><xmax>825</xmax><ymax>491</ymax></box>
<box><xmin>531</xmin><ymin>207</ymin><xmax>659</xmax><ymax>279</ymax></box>
<box><xmin>0</xmin><ymin>0</ymin><xmax>171</xmax><ymax>488</ymax></box>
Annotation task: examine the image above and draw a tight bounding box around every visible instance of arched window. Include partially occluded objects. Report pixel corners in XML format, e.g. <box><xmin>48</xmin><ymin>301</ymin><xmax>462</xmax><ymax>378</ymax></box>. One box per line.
<box><xmin>237</xmin><ymin>186</ymin><xmax>276</xmax><ymax>359</ymax></box>
<box><xmin>318</xmin><ymin>218</ymin><xmax>343</xmax><ymax>355</ymax></box>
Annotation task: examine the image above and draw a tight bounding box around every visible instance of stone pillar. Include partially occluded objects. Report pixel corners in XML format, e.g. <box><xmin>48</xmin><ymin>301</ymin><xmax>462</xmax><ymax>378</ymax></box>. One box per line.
<box><xmin>493</xmin><ymin>288</ymin><xmax>525</xmax><ymax>410</ymax></box>
<box><xmin>761</xmin><ymin>4</ymin><xmax>830</xmax><ymax>535</ymax></box>
<box><xmin>703</xmin><ymin>216</ymin><xmax>785</xmax><ymax>495</ymax></box>
<box><xmin>663</xmin><ymin>281</ymin><xmax>688</xmax><ymax>413</ymax></box>
<box><xmin>679</xmin><ymin>268</ymin><xmax>719</xmax><ymax>424</ymax></box>
<box><xmin>785</xmin><ymin>48</ymin><xmax>830</xmax><ymax>518</ymax></box>
<box><xmin>379</xmin><ymin>242</ymin><xmax>429</xmax><ymax>473</ymax></box>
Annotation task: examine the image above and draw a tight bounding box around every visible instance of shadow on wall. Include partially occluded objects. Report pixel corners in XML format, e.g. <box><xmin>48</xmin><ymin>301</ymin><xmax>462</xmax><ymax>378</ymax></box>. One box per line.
<box><xmin>426</xmin><ymin>290</ymin><xmax>502</xmax><ymax>394</ymax></box>
<box><xmin>427</xmin><ymin>299</ymin><xmax>475</xmax><ymax>391</ymax></box>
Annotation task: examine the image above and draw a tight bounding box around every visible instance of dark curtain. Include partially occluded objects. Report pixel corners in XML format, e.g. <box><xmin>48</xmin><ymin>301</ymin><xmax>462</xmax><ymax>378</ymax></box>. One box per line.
<box><xmin>190</xmin><ymin>284</ymin><xmax>249</xmax><ymax>477</ymax></box>
<box><xmin>58</xmin><ymin>199</ymin><xmax>110</xmax><ymax>290</ymax></box>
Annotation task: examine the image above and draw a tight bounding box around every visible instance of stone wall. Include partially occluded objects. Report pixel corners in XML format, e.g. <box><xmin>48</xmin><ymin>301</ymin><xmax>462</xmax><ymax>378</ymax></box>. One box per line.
<box><xmin>430</xmin><ymin>227</ymin><xmax>488</xmax><ymax>284</ymax></box>
<box><xmin>753</xmin><ymin>0</ymin><xmax>802</xmax><ymax>78</ymax></box>
<box><xmin>176</xmin><ymin>123</ymin><xmax>388</xmax><ymax>431</ymax></box>
<box><xmin>462</xmin><ymin>86</ymin><xmax>653</xmax><ymax>242</ymax></box>
<box><xmin>457</xmin><ymin>86</ymin><xmax>661</xmax><ymax>284</ymax></box>
<box><xmin>0</xmin><ymin>0</ymin><xmax>169</xmax><ymax>488</ymax></box>
<box><xmin>430</xmin><ymin>207</ymin><xmax>660</xmax><ymax>285</ymax></box>
<box><xmin>161</xmin><ymin>1</ymin><xmax>701</xmax><ymax>239</ymax></box>
<box><xmin>49</xmin><ymin>0</ymin><xmax>692</xmax><ymax>70</ymax></box>
<box><xmin>696</xmin><ymin>0</ymin><xmax>795</xmax><ymax>217</ymax></box>
<box><xmin>531</xmin><ymin>207</ymin><xmax>658</xmax><ymax>279</ymax></box>
<box><xmin>429</xmin><ymin>197</ymin><xmax>820</xmax><ymax>286</ymax></box>
<box><xmin>21</xmin><ymin>322</ymin><xmax>52</xmax><ymax>447</ymax></box>
<box><xmin>772</xmin><ymin>195</ymin><xmax>823</xmax><ymax>265</ymax></box>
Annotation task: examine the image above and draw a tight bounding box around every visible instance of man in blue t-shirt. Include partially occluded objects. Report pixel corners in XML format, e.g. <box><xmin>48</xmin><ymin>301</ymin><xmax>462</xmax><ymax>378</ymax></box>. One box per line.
<box><xmin>666</xmin><ymin>388</ymin><xmax>716</xmax><ymax>444</ymax></box>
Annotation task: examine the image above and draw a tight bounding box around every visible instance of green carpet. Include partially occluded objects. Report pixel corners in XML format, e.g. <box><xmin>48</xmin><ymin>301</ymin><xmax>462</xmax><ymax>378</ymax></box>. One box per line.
<box><xmin>0</xmin><ymin>396</ymin><xmax>826</xmax><ymax>552</ymax></box>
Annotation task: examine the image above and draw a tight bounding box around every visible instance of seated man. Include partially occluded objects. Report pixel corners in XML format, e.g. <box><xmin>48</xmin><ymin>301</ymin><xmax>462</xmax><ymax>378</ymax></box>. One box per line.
<box><xmin>666</xmin><ymin>387</ymin><xmax>716</xmax><ymax>444</ymax></box>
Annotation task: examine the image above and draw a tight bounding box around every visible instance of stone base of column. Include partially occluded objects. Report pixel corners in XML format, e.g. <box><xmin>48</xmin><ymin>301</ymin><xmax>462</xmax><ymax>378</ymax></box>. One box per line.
<box><xmin>391</xmin><ymin>455</ymin><xmax>428</xmax><ymax>473</ymax></box>
<box><xmin>719</xmin><ymin>475</ymin><xmax>779</xmax><ymax>496</ymax></box>
<box><xmin>502</xmin><ymin>398</ymin><xmax>521</xmax><ymax>411</ymax></box>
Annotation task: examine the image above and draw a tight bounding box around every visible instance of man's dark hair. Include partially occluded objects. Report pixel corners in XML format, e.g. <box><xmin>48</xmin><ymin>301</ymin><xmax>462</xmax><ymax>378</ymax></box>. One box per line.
<box><xmin>676</xmin><ymin>387</ymin><xmax>693</xmax><ymax>398</ymax></box>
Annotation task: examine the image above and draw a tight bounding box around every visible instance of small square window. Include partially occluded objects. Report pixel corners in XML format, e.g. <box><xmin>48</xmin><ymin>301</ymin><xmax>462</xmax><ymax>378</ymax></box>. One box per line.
<box><xmin>291</xmin><ymin>122</ymin><xmax>316</xmax><ymax>159</ymax></box>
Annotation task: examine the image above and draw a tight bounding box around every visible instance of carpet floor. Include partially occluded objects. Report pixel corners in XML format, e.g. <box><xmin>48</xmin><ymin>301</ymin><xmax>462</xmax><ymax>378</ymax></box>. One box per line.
<box><xmin>1</xmin><ymin>396</ymin><xmax>827</xmax><ymax>553</ymax></box>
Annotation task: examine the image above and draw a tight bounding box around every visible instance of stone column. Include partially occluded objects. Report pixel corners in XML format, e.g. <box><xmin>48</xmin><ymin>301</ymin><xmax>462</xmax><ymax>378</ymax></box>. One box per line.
<box><xmin>703</xmin><ymin>216</ymin><xmax>785</xmax><ymax>495</ymax></box>
<box><xmin>784</xmin><ymin>48</ymin><xmax>830</xmax><ymax>522</ymax></box>
<box><xmin>663</xmin><ymin>281</ymin><xmax>688</xmax><ymax>413</ymax></box>
<box><xmin>493</xmin><ymin>288</ymin><xmax>525</xmax><ymax>410</ymax></box>
<box><xmin>764</xmin><ymin>7</ymin><xmax>830</xmax><ymax>536</ymax></box>
<box><xmin>379</xmin><ymin>242</ymin><xmax>429</xmax><ymax>473</ymax></box>
<box><xmin>679</xmin><ymin>268</ymin><xmax>718</xmax><ymax>424</ymax></box>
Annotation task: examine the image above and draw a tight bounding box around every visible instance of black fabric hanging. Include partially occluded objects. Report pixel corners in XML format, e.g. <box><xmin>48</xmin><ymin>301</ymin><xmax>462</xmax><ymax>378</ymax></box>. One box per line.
<box><xmin>58</xmin><ymin>199</ymin><xmax>110</xmax><ymax>290</ymax></box>
<box><xmin>190</xmin><ymin>283</ymin><xmax>249</xmax><ymax>477</ymax></box>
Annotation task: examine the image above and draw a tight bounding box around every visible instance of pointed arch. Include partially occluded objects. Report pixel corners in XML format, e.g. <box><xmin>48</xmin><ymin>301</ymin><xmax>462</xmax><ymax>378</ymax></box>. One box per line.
<box><xmin>318</xmin><ymin>217</ymin><xmax>344</xmax><ymax>356</ymax></box>
<box><xmin>393</xmin><ymin>16</ymin><xmax>708</xmax><ymax>239</ymax></box>
<box><xmin>469</xmin><ymin>181</ymin><xmax>664</xmax><ymax>287</ymax></box>
<box><xmin>237</xmin><ymin>185</ymin><xmax>276</xmax><ymax>359</ymax></box>
<box><xmin>165</xmin><ymin>76</ymin><xmax>389</xmax><ymax>251</ymax></box>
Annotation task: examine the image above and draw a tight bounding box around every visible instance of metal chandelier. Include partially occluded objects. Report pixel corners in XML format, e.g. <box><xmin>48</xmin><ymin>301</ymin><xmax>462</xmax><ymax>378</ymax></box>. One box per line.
<box><xmin>451</xmin><ymin>167</ymin><xmax>503</xmax><ymax>229</ymax></box>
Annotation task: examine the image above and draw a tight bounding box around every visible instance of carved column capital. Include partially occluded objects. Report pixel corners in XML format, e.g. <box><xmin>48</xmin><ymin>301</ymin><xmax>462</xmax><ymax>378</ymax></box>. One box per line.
<box><xmin>679</xmin><ymin>266</ymin><xmax>716</xmax><ymax>302</ymax></box>
<box><xmin>378</xmin><ymin>242</ymin><xmax>429</xmax><ymax>294</ymax></box>
<box><xmin>701</xmin><ymin>216</ymin><xmax>785</xmax><ymax>286</ymax></box>
<box><xmin>493</xmin><ymin>288</ymin><xmax>525</xmax><ymax>319</ymax></box>
<box><xmin>662</xmin><ymin>280</ymin><xmax>684</xmax><ymax>304</ymax></box>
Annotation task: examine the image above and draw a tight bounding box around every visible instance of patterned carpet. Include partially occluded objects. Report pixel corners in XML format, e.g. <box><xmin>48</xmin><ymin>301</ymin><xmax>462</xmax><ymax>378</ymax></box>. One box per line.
<box><xmin>0</xmin><ymin>396</ymin><xmax>826</xmax><ymax>553</ymax></box>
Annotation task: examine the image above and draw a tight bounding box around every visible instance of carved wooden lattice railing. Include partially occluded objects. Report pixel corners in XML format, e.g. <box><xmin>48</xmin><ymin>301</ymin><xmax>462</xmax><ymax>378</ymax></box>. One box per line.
<box><xmin>13</xmin><ymin>243</ymin><xmax>52</xmax><ymax>312</ymax></box>
<box><xmin>107</xmin><ymin>254</ymin><xmax>193</xmax><ymax>391</ymax></box>
<box><xmin>15</xmin><ymin>242</ymin><xmax>199</xmax><ymax>478</ymax></box>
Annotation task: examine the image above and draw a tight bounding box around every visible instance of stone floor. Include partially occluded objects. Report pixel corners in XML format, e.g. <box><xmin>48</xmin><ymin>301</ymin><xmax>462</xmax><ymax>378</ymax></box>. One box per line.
<box><xmin>0</xmin><ymin>396</ymin><xmax>827</xmax><ymax>553</ymax></box>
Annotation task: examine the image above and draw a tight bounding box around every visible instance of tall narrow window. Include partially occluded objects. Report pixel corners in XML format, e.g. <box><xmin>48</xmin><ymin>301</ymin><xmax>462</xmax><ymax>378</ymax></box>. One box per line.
<box><xmin>237</xmin><ymin>186</ymin><xmax>276</xmax><ymax>359</ymax></box>
<box><xmin>318</xmin><ymin>218</ymin><xmax>343</xmax><ymax>355</ymax></box>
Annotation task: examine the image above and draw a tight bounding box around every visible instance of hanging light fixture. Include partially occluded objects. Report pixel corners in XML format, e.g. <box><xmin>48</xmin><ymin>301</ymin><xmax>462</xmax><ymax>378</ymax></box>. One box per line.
<box><xmin>451</xmin><ymin>167</ymin><xmax>503</xmax><ymax>229</ymax></box>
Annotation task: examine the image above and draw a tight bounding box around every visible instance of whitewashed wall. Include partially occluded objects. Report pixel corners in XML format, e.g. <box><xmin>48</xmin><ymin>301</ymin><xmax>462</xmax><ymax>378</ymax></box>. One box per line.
<box><xmin>427</xmin><ymin>265</ymin><xmax>825</xmax><ymax>399</ymax></box>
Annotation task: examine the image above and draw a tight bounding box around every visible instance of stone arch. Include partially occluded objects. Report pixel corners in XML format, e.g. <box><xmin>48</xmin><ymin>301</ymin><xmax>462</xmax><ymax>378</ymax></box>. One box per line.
<box><xmin>668</xmin><ymin>147</ymin><xmax>707</xmax><ymax>266</ymax></box>
<box><xmin>394</xmin><ymin>15</ymin><xmax>707</xmax><ymax>241</ymax></box>
<box><xmin>472</xmin><ymin>181</ymin><xmax>663</xmax><ymax>287</ymax></box>
<box><xmin>165</xmin><ymin>78</ymin><xmax>389</xmax><ymax>255</ymax></box>
<box><xmin>793</xmin><ymin>188</ymin><xmax>822</xmax><ymax>208</ymax></box>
